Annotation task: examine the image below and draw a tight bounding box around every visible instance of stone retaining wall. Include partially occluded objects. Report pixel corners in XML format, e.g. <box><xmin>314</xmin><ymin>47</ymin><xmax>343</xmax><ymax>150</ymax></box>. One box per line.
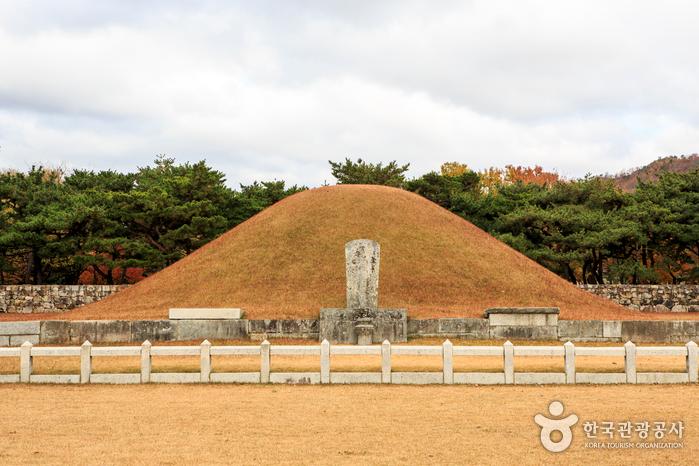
<box><xmin>578</xmin><ymin>284</ymin><xmax>699</xmax><ymax>312</ymax></box>
<box><xmin>3</xmin><ymin>284</ymin><xmax>699</xmax><ymax>313</ymax></box>
<box><xmin>2</xmin><ymin>317</ymin><xmax>698</xmax><ymax>346</ymax></box>
<box><xmin>0</xmin><ymin>285</ymin><xmax>128</xmax><ymax>313</ymax></box>
<box><xmin>409</xmin><ymin>318</ymin><xmax>699</xmax><ymax>343</ymax></box>
<box><xmin>0</xmin><ymin>319</ymin><xmax>319</xmax><ymax>346</ymax></box>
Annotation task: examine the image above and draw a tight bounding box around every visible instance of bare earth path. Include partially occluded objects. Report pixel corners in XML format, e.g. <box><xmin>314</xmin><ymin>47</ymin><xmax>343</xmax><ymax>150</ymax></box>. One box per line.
<box><xmin>0</xmin><ymin>385</ymin><xmax>697</xmax><ymax>465</ymax></box>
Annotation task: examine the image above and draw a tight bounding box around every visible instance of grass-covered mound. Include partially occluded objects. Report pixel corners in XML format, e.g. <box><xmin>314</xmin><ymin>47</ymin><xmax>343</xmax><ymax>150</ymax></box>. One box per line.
<box><xmin>47</xmin><ymin>185</ymin><xmax>648</xmax><ymax>320</ymax></box>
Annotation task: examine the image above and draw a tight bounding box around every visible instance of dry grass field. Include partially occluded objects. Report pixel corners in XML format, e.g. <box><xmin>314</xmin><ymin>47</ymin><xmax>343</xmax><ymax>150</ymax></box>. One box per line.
<box><xmin>6</xmin><ymin>184</ymin><xmax>693</xmax><ymax>323</ymax></box>
<box><xmin>0</xmin><ymin>384</ymin><xmax>697</xmax><ymax>465</ymax></box>
<box><xmin>1</xmin><ymin>339</ymin><xmax>695</xmax><ymax>464</ymax></box>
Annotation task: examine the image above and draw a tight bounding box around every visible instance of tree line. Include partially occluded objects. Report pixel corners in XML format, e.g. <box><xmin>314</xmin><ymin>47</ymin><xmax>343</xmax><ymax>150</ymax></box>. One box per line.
<box><xmin>0</xmin><ymin>157</ymin><xmax>302</xmax><ymax>284</ymax></box>
<box><xmin>0</xmin><ymin>156</ymin><xmax>696</xmax><ymax>285</ymax></box>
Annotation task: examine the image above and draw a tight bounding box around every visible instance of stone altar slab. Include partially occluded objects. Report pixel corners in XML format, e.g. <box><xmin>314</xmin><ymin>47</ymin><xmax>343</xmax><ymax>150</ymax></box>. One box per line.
<box><xmin>169</xmin><ymin>308</ymin><xmax>242</xmax><ymax>320</ymax></box>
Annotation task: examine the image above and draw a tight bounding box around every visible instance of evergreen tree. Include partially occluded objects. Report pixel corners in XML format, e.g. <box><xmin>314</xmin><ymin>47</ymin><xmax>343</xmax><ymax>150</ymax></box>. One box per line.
<box><xmin>329</xmin><ymin>158</ymin><xmax>410</xmax><ymax>187</ymax></box>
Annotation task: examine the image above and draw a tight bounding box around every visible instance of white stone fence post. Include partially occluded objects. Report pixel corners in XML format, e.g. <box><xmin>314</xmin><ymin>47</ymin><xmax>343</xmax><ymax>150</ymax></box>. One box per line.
<box><xmin>381</xmin><ymin>339</ymin><xmax>391</xmax><ymax>383</ymax></box>
<box><xmin>20</xmin><ymin>341</ymin><xmax>32</xmax><ymax>383</ymax></box>
<box><xmin>503</xmin><ymin>341</ymin><xmax>514</xmax><ymax>384</ymax></box>
<box><xmin>442</xmin><ymin>340</ymin><xmax>453</xmax><ymax>384</ymax></box>
<box><xmin>141</xmin><ymin>340</ymin><xmax>151</xmax><ymax>383</ymax></box>
<box><xmin>564</xmin><ymin>341</ymin><xmax>575</xmax><ymax>384</ymax></box>
<box><xmin>260</xmin><ymin>340</ymin><xmax>270</xmax><ymax>383</ymax></box>
<box><xmin>80</xmin><ymin>340</ymin><xmax>92</xmax><ymax>384</ymax></box>
<box><xmin>320</xmin><ymin>339</ymin><xmax>330</xmax><ymax>383</ymax></box>
<box><xmin>200</xmin><ymin>340</ymin><xmax>211</xmax><ymax>383</ymax></box>
<box><xmin>625</xmin><ymin>341</ymin><xmax>637</xmax><ymax>384</ymax></box>
<box><xmin>688</xmin><ymin>341</ymin><xmax>698</xmax><ymax>383</ymax></box>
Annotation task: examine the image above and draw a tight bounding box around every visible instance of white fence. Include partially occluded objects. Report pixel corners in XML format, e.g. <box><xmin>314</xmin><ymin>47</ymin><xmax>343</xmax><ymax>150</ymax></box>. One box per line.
<box><xmin>0</xmin><ymin>340</ymin><xmax>697</xmax><ymax>385</ymax></box>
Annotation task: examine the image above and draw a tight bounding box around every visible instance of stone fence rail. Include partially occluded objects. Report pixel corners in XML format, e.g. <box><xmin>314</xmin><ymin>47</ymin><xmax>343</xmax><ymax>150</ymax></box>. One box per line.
<box><xmin>578</xmin><ymin>284</ymin><xmax>699</xmax><ymax>312</ymax></box>
<box><xmin>0</xmin><ymin>339</ymin><xmax>696</xmax><ymax>385</ymax></box>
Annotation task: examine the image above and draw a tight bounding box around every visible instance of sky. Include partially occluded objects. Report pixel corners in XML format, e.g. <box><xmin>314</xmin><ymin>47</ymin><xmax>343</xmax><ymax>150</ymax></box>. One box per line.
<box><xmin>0</xmin><ymin>0</ymin><xmax>698</xmax><ymax>187</ymax></box>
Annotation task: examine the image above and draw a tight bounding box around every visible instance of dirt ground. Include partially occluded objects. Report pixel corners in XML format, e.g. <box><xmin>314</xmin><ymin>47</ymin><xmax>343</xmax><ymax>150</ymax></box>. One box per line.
<box><xmin>0</xmin><ymin>384</ymin><xmax>697</xmax><ymax>465</ymax></box>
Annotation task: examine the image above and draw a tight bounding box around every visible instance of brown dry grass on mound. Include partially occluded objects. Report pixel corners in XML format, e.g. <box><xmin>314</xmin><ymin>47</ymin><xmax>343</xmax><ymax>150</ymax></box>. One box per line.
<box><xmin>8</xmin><ymin>184</ymin><xmax>698</xmax><ymax>322</ymax></box>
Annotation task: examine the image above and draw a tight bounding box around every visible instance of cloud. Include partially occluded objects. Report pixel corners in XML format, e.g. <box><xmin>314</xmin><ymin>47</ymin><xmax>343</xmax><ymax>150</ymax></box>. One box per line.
<box><xmin>0</xmin><ymin>0</ymin><xmax>697</xmax><ymax>186</ymax></box>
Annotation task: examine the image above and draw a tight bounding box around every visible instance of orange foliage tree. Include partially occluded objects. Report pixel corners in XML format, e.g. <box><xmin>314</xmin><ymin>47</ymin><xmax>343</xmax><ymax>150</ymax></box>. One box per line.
<box><xmin>477</xmin><ymin>165</ymin><xmax>560</xmax><ymax>193</ymax></box>
<box><xmin>504</xmin><ymin>165</ymin><xmax>560</xmax><ymax>186</ymax></box>
<box><xmin>440</xmin><ymin>162</ymin><xmax>470</xmax><ymax>177</ymax></box>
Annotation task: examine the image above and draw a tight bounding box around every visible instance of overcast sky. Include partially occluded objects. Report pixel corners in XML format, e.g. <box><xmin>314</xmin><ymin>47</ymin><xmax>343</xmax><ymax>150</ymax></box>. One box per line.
<box><xmin>1</xmin><ymin>1</ymin><xmax>698</xmax><ymax>187</ymax></box>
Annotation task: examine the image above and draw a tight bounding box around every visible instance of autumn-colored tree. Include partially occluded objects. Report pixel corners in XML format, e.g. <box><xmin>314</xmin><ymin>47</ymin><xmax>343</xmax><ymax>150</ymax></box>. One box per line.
<box><xmin>478</xmin><ymin>167</ymin><xmax>506</xmax><ymax>193</ymax></box>
<box><xmin>504</xmin><ymin>165</ymin><xmax>560</xmax><ymax>186</ymax></box>
<box><xmin>440</xmin><ymin>162</ymin><xmax>469</xmax><ymax>177</ymax></box>
<box><xmin>476</xmin><ymin>165</ymin><xmax>559</xmax><ymax>194</ymax></box>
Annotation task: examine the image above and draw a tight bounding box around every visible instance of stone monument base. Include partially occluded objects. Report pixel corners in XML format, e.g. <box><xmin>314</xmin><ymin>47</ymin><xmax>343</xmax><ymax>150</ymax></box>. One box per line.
<box><xmin>319</xmin><ymin>308</ymin><xmax>407</xmax><ymax>344</ymax></box>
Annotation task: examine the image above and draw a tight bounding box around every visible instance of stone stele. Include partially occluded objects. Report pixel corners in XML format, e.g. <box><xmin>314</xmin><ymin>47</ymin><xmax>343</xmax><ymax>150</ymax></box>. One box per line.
<box><xmin>345</xmin><ymin>239</ymin><xmax>380</xmax><ymax>309</ymax></box>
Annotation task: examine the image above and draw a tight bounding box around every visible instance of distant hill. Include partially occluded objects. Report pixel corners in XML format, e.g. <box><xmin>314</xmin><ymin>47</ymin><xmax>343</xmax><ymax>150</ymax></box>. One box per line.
<box><xmin>612</xmin><ymin>154</ymin><xmax>699</xmax><ymax>191</ymax></box>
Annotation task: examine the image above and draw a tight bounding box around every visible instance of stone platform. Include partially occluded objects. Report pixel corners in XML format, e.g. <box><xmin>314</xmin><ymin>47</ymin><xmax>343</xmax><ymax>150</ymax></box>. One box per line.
<box><xmin>319</xmin><ymin>308</ymin><xmax>407</xmax><ymax>344</ymax></box>
<box><xmin>485</xmin><ymin>307</ymin><xmax>559</xmax><ymax>339</ymax></box>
